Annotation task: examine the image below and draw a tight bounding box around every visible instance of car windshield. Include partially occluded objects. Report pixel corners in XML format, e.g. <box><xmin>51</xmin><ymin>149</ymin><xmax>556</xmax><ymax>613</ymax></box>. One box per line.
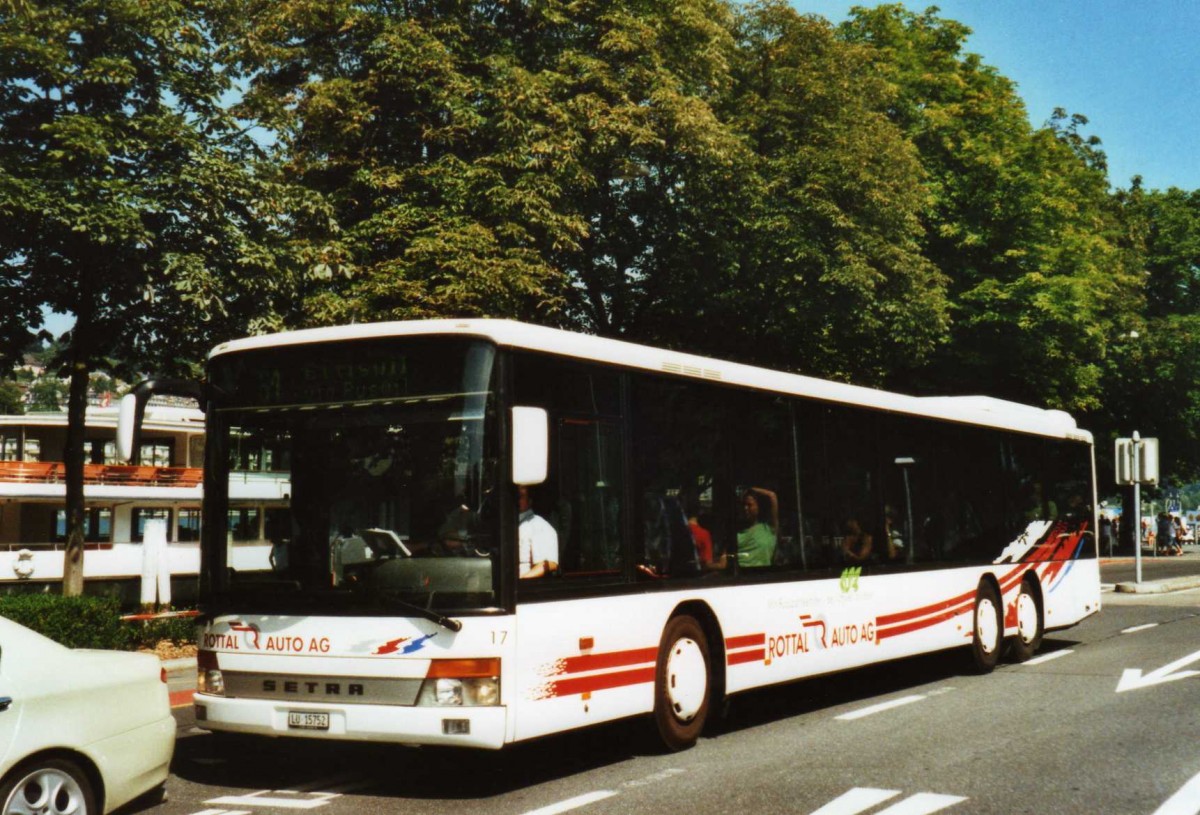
<box><xmin>205</xmin><ymin>337</ymin><xmax>500</xmax><ymax>614</ymax></box>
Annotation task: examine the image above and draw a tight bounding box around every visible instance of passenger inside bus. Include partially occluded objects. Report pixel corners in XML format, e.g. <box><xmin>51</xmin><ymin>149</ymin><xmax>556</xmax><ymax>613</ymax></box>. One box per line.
<box><xmin>705</xmin><ymin>487</ymin><xmax>778</xmax><ymax>569</ymax></box>
<box><xmin>518</xmin><ymin>485</ymin><xmax>559</xmax><ymax>578</ymax></box>
<box><xmin>842</xmin><ymin>517</ymin><xmax>873</xmax><ymax>563</ymax></box>
<box><xmin>638</xmin><ymin>493</ymin><xmax>703</xmax><ymax>578</ymax></box>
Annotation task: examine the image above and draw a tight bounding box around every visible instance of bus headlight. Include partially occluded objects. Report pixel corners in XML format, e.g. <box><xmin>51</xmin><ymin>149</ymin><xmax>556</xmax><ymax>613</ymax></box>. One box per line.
<box><xmin>417</xmin><ymin>659</ymin><xmax>500</xmax><ymax>707</ymax></box>
<box><xmin>197</xmin><ymin>649</ymin><xmax>226</xmax><ymax>696</ymax></box>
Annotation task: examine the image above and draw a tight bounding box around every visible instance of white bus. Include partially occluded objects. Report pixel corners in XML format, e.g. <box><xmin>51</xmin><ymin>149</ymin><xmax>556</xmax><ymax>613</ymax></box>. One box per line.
<box><xmin>150</xmin><ymin>319</ymin><xmax>1098</xmax><ymax>750</ymax></box>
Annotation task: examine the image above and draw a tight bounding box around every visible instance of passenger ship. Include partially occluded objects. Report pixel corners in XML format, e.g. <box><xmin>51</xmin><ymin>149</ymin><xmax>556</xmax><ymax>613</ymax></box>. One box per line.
<box><xmin>0</xmin><ymin>405</ymin><xmax>283</xmax><ymax>603</ymax></box>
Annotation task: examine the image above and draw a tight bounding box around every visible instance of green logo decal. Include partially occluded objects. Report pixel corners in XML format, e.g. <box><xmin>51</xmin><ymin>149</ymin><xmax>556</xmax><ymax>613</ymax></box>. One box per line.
<box><xmin>839</xmin><ymin>566</ymin><xmax>862</xmax><ymax>593</ymax></box>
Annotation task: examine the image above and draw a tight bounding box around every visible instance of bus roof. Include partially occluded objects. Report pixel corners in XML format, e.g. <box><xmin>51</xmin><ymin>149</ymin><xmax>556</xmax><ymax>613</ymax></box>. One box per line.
<box><xmin>210</xmin><ymin>319</ymin><xmax>1091</xmax><ymax>443</ymax></box>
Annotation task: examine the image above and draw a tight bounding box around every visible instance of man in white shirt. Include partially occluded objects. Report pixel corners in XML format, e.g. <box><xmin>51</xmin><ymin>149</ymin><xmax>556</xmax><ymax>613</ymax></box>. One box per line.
<box><xmin>518</xmin><ymin>485</ymin><xmax>559</xmax><ymax>578</ymax></box>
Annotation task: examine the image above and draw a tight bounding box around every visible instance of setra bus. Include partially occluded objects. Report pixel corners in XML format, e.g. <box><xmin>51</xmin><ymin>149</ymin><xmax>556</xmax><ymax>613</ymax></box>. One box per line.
<box><xmin>124</xmin><ymin>319</ymin><xmax>1099</xmax><ymax>750</ymax></box>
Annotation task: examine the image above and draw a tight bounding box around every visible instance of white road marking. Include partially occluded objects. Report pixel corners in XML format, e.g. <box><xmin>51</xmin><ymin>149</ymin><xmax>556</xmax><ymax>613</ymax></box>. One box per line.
<box><xmin>1122</xmin><ymin>623</ymin><xmax>1160</xmax><ymax>634</ymax></box>
<box><xmin>1022</xmin><ymin>649</ymin><xmax>1074</xmax><ymax>666</ymax></box>
<box><xmin>1117</xmin><ymin>647</ymin><xmax>1200</xmax><ymax>693</ymax></box>
<box><xmin>520</xmin><ymin>790</ymin><xmax>618</xmax><ymax>815</ymax></box>
<box><xmin>205</xmin><ymin>791</ymin><xmax>342</xmax><ymax>810</ymax></box>
<box><xmin>189</xmin><ymin>810</ymin><xmax>251</xmax><ymax>815</ymax></box>
<box><xmin>876</xmin><ymin>792</ymin><xmax>968</xmax><ymax>815</ymax></box>
<box><xmin>1153</xmin><ymin>766</ymin><xmax>1200</xmax><ymax>815</ymax></box>
<box><xmin>810</xmin><ymin>788</ymin><xmax>901</xmax><ymax>815</ymax></box>
<box><xmin>810</xmin><ymin>789</ymin><xmax>967</xmax><ymax>815</ymax></box>
<box><xmin>621</xmin><ymin>768</ymin><xmax>686</xmax><ymax>788</ymax></box>
<box><xmin>836</xmin><ymin>695</ymin><xmax>925</xmax><ymax>721</ymax></box>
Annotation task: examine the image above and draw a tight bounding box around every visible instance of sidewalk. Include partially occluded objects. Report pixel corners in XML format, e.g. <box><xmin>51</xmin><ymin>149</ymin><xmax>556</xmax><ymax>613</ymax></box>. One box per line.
<box><xmin>163</xmin><ymin>656</ymin><xmax>196</xmax><ymax>708</ymax></box>
<box><xmin>1100</xmin><ymin>549</ymin><xmax>1200</xmax><ymax>594</ymax></box>
<box><xmin>1112</xmin><ymin>574</ymin><xmax>1200</xmax><ymax>594</ymax></box>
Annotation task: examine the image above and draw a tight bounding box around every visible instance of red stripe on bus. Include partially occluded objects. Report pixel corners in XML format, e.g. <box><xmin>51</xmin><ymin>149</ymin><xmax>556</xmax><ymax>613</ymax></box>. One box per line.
<box><xmin>546</xmin><ymin>667</ymin><xmax>656</xmax><ymax>698</ymax></box>
<box><xmin>170</xmin><ymin>690</ymin><xmax>194</xmax><ymax>708</ymax></box>
<box><xmin>876</xmin><ymin>604</ymin><xmax>972</xmax><ymax>643</ymax></box>
<box><xmin>558</xmin><ymin>648</ymin><xmax>658</xmax><ymax>676</ymax></box>
<box><xmin>727</xmin><ymin>649</ymin><xmax>766</xmax><ymax>666</ymax></box>
<box><xmin>876</xmin><ymin>589</ymin><xmax>974</xmax><ymax>628</ymax></box>
<box><xmin>725</xmin><ymin>633</ymin><xmax>766</xmax><ymax>650</ymax></box>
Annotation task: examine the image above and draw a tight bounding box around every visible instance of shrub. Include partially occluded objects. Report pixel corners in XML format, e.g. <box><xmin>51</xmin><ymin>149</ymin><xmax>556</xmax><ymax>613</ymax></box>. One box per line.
<box><xmin>0</xmin><ymin>595</ymin><xmax>199</xmax><ymax>651</ymax></box>
<box><xmin>0</xmin><ymin>594</ymin><xmax>133</xmax><ymax>650</ymax></box>
<box><xmin>129</xmin><ymin>614</ymin><xmax>198</xmax><ymax>648</ymax></box>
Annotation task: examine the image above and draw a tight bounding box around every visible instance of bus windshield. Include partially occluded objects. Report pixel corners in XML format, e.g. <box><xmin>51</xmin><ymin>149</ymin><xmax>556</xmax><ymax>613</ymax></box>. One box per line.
<box><xmin>206</xmin><ymin>337</ymin><xmax>500</xmax><ymax>614</ymax></box>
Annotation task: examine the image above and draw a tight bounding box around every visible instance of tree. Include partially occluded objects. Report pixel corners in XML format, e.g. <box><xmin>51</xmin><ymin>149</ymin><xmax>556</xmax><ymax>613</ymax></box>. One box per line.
<box><xmin>216</xmin><ymin>0</ymin><xmax>582</xmax><ymax>327</ymax></box>
<box><xmin>839</xmin><ymin>6</ymin><xmax>1138</xmax><ymax>411</ymax></box>
<box><xmin>0</xmin><ymin>0</ymin><xmax>298</xmax><ymax>594</ymax></box>
<box><xmin>0</xmin><ymin>379</ymin><xmax>22</xmax><ymax>414</ymax></box>
<box><xmin>714</xmin><ymin>2</ymin><xmax>947</xmax><ymax>381</ymax></box>
<box><xmin>1100</xmin><ymin>184</ymin><xmax>1200</xmax><ymax>483</ymax></box>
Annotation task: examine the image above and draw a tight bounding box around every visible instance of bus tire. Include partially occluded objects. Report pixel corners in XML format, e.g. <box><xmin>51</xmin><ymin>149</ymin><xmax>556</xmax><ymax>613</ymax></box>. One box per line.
<box><xmin>1008</xmin><ymin>578</ymin><xmax>1043</xmax><ymax>662</ymax></box>
<box><xmin>970</xmin><ymin>580</ymin><xmax>1003</xmax><ymax>674</ymax></box>
<box><xmin>653</xmin><ymin>614</ymin><xmax>711</xmax><ymax>751</ymax></box>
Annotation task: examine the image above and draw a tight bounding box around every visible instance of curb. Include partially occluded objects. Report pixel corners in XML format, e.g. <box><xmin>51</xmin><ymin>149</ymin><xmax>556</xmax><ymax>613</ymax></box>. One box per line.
<box><xmin>162</xmin><ymin>657</ymin><xmax>197</xmax><ymax>675</ymax></box>
<box><xmin>1114</xmin><ymin>575</ymin><xmax>1200</xmax><ymax>594</ymax></box>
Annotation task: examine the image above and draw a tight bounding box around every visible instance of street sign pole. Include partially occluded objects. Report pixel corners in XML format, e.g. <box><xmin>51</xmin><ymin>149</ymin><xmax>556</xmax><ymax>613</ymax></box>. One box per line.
<box><xmin>1133</xmin><ymin>431</ymin><xmax>1143</xmax><ymax>584</ymax></box>
<box><xmin>1117</xmin><ymin>432</ymin><xmax>1158</xmax><ymax>584</ymax></box>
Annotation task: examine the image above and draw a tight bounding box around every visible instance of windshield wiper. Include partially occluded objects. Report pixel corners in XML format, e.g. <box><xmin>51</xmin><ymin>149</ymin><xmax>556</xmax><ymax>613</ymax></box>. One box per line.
<box><xmin>386</xmin><ymin>595</ymin><xmax>463</xmax><ymax>632</ymax></box>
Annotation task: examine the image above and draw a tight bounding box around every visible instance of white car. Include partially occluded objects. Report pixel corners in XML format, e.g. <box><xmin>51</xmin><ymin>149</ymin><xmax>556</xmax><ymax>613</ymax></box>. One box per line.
<box><xmin>0</xmin><ymin>617</ymin><xmax>175</xmax><ymax>814</ymax></box>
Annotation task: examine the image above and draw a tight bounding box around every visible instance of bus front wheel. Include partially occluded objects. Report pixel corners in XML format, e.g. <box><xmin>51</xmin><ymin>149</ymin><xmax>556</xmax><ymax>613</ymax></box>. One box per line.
<box><xmin>970</xmin><ymin>581</ymin><xmax>1003</xmax><ymax>674</ymax></box>
<box><xmin>653</xmin><ymin>614</ymin><xmax>711</xmax><ymax>751</ymax></box>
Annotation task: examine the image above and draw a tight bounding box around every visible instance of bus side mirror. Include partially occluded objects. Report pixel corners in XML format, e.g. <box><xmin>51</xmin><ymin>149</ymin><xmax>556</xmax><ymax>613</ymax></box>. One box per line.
<box><xmin>116</xmin><ymin>393</ymin><xmax>141</xmax><ymax>463</ymax></box>
<box><xmin>116</xmin><ymin>378</ymin><xmax>205</xmax><ymax>463</ymax></box>
<box><xmin>511</xmin><ymin>407</ymin><xmax>548</xmax><ymax>486</ymax></box>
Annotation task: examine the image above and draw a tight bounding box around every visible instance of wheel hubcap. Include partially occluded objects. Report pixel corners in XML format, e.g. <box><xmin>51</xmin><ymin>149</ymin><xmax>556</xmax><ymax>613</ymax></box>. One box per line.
<box><xmin>665</xmin><ymin>637</ymin><xmax>707</xmax><ymax>722</ymax></box>
<box><xmin>4</xmin><ymin>768</ymin><xmax>86</xmax><ymax>815</ymax></box>
<box><xmin>976</xmin><ymin>598</ymin><xmax>1000</xmax><ymax>654</ymax></box>
<box><xmin>1017</xmin><ymin>592</ymin><xmax>1039</xmax><ymax>644</ymax></box>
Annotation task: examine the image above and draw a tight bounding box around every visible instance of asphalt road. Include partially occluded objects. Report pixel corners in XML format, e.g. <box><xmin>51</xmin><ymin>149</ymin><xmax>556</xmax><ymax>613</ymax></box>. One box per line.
<box><xmin>151</xmin><ymin>566</ymin><xmax>1200</xmax><ymax>815</ymax></box>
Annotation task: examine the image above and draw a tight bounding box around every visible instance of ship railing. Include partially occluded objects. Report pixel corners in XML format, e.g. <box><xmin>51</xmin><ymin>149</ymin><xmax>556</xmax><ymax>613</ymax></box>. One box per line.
<box><xmin>0</xmin><ymin>461</ymin><xmax>202</xmax><ymax>487</ymax></box>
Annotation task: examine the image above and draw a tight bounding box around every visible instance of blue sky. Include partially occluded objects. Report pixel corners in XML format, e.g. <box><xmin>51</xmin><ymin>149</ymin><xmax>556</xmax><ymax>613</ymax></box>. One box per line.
<box><xmin>797</xmin><ymin>0</ymin><xmax>1200</xmax><ymax>192</ymax></box>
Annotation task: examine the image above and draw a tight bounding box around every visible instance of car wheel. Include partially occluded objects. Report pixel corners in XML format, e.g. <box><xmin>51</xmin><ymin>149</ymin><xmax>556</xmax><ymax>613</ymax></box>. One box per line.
<box><xmin>0</xmin><ymin>757</ymin><xmax>97</xmax><ymax>815</ymax></box>
<box><xmin>652</xmin><ymin>615</ymin><xmax>711</xmax><ymax>751</ymax></box>
<box><xmin>970</xmin><ymin>580</ymin><xmax>1003</xmax><ymax>674</ymax></box>
<box><xmin>1008</xmin><ymin>578</ymin><xmax>1044</xmax><ymax>663</ymax></box>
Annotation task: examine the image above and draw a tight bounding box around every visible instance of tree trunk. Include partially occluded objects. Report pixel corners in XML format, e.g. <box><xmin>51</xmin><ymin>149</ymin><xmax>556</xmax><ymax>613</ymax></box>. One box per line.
<box><xmin>61</xmin><ymin>351</ymin><xmax>91</xmax><ymax>597</ymax></box>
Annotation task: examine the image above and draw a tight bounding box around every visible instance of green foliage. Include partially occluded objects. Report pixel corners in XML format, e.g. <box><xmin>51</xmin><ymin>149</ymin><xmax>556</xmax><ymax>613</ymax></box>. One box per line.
<box><xmin>0</xmin><ymin>594</ymin><xmax>197</xmax><ymax>650</ymax></box>
<box><xmin>0</xmin><ymin>594</ymin><xmax>132</xmax><ymax>650</ymax></box>
<box><xmin>130</xmin><ymin>613</ymin><xmax>198</xmax><ymax>648</ymax></box>
<box><xmin>4</xmin><ymin>0</ymin><xmax>1200</xmax><ymax>484</ymax></box>
<box><xmin>0</xmin><ymin>379</ymin><xmax>22</xmax><ymax>414</ymax></box>
<box><xmin>26</xmin><ymin>377</ymin><xmax>65</xmax><ymax>411</ymax></box>
<box><xmin>839</xmin><ymin>6</ymin><xmax>1138</xmax><ymax>412</ymax></box>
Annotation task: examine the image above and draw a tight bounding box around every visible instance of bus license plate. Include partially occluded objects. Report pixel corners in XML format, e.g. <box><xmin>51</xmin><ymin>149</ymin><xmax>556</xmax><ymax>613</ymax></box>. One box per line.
<box><xmin>287</xmin><ymin>711</ymin><xmax>330</xmax><ymax>730</ymax></box>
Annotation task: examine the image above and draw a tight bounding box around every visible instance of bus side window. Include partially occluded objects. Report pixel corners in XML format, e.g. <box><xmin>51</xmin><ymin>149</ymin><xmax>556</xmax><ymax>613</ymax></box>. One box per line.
<box><xmin>556</xmin><ymin>419</ymin><xmax>624</xmax><ymax>574</ymax></box>
<box><xmin>512</xmin><ymin>351</ymin><xmax>625</xmax><ymax>580</ymax></box>
<box><xmin>631</xmin><ymin>375</ymin><xmax>724</xmax><ymax>579</ymax></box>
<box><xmin>796</xmin><ymin>401</ymin><xmax>878</xmax><ymax>573</ymax></box>
<box><xmin>727</xmin><ymin>392</ymin><xmax>797</xmax><ymax>571</ymax></box>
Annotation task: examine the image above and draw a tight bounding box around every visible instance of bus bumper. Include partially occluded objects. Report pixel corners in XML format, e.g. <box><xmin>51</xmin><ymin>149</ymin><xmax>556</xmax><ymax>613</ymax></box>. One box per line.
<box><xmin>194</xmin><ymin>695</ymin><xmax>508</xmax><ymax>749</ymax></box>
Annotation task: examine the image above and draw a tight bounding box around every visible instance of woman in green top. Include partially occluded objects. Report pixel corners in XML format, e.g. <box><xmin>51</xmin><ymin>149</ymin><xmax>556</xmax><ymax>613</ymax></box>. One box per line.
<box><xmin>736</xmin><ymin>488</ymin><xmax>778</xmax><ymax>567</ymax></box>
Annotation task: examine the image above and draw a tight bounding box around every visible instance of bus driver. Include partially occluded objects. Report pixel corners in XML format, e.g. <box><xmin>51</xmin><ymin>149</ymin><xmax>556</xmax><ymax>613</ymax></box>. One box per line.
<box><xmin>518</xmin><ymin>485</ymin><xmax>559</xmax><ymax>578</ymax></box>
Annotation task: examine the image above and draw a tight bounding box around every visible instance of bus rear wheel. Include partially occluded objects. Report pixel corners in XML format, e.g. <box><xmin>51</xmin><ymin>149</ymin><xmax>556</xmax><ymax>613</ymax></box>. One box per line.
<box><xmin>1008</xmin><ymin>578</ymin><xmax>1043</xmax><ymax>662</ymax></box>
<box><xmin>653</xmin><ymin>615</ymin><xmax>711</xmax><ymax>751</ymax></box>
<box><xmin>970</xmin><ymin>580</ymin><xmax>1003</xmax><ymax>674</ymax></box>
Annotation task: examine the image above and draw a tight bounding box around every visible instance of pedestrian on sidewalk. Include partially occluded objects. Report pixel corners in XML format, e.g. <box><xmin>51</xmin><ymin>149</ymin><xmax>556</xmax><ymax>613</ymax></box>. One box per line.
<box><xmin>1156</xmin><ymin>512</ymin><xmax>1175</xmax><ymax>556</ymax></box>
